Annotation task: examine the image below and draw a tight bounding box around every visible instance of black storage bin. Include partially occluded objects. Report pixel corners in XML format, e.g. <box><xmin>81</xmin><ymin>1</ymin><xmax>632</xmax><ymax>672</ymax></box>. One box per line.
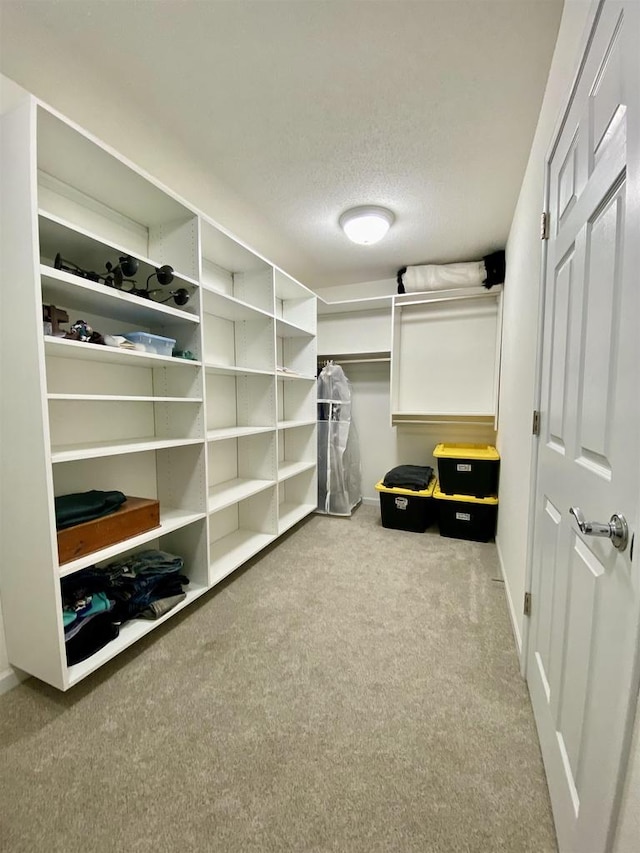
<box><xmin>375</xmin><ymin>479</ymin><xmax>436</xmax><ymax>533</ymax></box>
<box><xmin>433</xmin><ymin>443</ymin><xmax>500</xmax><ymax>498</ymax></box>
<box><xmin>433</xmin><ymin>482</ymin><xmax>498</xmax><ymax>542</ymax></box>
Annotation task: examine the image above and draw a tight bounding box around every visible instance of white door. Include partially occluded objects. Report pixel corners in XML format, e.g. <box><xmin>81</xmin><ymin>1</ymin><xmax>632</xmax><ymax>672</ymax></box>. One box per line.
<box><xmin>527</xmin><ymin>1</ymin><xmax>640</xmax><ymax>851</ymax></box>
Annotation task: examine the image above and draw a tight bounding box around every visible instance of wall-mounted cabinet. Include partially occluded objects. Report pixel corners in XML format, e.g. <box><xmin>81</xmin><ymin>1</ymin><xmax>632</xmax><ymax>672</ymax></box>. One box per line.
<box><xmin>0</xmin><ymin>97</ymin><xmax>317</xmax><ymax>690</ymax></box>
<box><xmin>390</xmin><ymin>288</ymin><xmax>502</xmax><ymax>426</ymax></box>
<box><xmin>317</xmin><ymin>296</ymin><xmax>392</xmax><ymax>362</ymax></box>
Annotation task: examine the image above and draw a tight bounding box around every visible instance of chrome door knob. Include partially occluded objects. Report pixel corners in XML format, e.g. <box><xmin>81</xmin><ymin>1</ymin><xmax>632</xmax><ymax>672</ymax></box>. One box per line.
<box><xmin>569</xmin><ymin>506</ymin><xmax>629</xmax><ymax>551</ymax></box>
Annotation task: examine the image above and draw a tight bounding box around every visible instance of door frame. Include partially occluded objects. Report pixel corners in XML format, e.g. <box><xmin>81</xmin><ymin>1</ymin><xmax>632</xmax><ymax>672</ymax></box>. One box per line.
<box><xmin>522</xmin><ymin>0</ymin><xmax>640</xmax><ymax>843</ymax></box>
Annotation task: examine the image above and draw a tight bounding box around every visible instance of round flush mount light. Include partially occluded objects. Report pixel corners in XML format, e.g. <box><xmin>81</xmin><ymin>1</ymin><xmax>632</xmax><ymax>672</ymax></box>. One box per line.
<box><xmin>339</xmin><ymin>205</ymin><xmax>395</xmax><ymax>245</ymax></box>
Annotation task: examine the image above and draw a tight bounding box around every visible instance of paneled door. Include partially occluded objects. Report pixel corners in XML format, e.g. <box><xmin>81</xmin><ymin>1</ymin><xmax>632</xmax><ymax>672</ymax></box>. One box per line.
<box><xmin>527</xmin><ymin>1</ymin><xmax>640</xmax><ymax>851</ymax></box>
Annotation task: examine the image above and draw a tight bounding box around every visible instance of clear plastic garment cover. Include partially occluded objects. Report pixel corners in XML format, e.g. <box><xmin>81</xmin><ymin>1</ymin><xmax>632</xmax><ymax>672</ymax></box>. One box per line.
<box><xmin>316</xmin><ymin>362</ymin><xmax>362</xmax><ymax>516</ymax></box>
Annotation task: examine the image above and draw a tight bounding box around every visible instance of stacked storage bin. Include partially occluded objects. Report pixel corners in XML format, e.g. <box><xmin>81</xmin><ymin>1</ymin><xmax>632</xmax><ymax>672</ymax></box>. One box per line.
<box><xmin>375</xmin><ymin>465</ymin><xmax>436</xmax><ymax>533</ymax></box>
<box><xmin>432</xmin><ymin>444</ymin><xmax>499</xmax><ymax>542</ymax></box>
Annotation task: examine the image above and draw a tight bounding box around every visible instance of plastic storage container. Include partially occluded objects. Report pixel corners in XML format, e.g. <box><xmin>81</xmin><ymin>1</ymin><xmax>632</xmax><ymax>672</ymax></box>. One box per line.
<box><xmin>121</xmin><ymin>332</ymin><xmax>176</xmax><ymax>356</ymax></box>
<box><xmin>433</xmin><ymin>443</ymin><xmax>500</xmax><ymax>497</ymax></box>
<box><xmin>433</xmin><ymin>482</ymin><xmax>498</xmax><ymax>542</ymax></box>
<box><xmin>375</xmin><ymin>478</ymin><xmax>436</xmax><ymax>533</ymax></box>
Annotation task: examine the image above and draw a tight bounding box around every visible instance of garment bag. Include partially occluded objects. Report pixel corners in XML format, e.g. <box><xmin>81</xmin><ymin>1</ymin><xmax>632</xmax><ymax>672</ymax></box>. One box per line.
<box><xmin>317</xmin><ymin>362</ymin><xmax>362</xmax><ymax>516</ymax></box>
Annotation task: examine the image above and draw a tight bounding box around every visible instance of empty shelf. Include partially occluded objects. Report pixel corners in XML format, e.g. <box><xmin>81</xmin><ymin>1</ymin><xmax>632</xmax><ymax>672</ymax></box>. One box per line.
<box><xmin>207</xmin><ymin>478</ymin><xmax>275</xmax><ymax>513</ymax></box>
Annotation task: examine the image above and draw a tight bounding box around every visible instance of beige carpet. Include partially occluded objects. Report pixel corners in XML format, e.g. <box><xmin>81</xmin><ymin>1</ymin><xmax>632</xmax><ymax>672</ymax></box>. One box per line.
<box><xmin>0</xmin><ymin>506</ymin><xmax>556</xmax><ymax>852</ymax></box>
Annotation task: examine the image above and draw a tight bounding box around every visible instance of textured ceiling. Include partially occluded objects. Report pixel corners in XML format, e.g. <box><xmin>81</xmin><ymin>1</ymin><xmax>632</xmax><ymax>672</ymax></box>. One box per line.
<box><xmin>0</xmin><ymin>0</ymin><xmax>563</xmax><ymax>289</ymax></box>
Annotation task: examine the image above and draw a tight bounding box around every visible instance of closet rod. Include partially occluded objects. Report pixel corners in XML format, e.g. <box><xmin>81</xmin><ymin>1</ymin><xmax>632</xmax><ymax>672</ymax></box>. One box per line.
<box><xmin>317</xmin><ymin>357</ymin><xmax>391</xmax><ymax>365</ymax></box>
<box><xmin>392</xmin><ymin>418</ymin><xmax>495</xmax><ymax>426</ymax></box>
<box><xmin>396</xmin><ymin>290</ymin><xmax>498</xmax><ymax>308</ymax></box>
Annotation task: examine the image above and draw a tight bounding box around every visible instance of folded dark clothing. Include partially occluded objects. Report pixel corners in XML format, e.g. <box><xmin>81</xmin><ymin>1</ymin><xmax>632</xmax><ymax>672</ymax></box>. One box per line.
<box><xmin>55</xmin><ymin>490</ymin><xmax>127</xmax><ymax>530</ymax></box>
<box><xmin>103</xmin><ymin>549</ymin><xmax>183</xmax><ymax>580</ymax></box>
<box><xmin>109</xmin><ymin>574</ymin><xmax>190</xmax><ymax>622</ymax></box>
<box><xmin>140</xmin><ymin>593</ymin><xmax>187</xmax><ymax>620</ymax></box>
<box><xmin>382</xmin><ymin>465</ymin><xmax>434</xmax><ymax>491</ymax></box>
<box><xmin>65</xmin><ymin>612</ymin><xmax>119</xmax><ymax>666</ymax></box>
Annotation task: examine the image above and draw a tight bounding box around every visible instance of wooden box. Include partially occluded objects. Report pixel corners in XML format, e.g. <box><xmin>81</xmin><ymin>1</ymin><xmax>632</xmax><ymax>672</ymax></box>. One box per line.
<box><xmin>57</xmin><ymin>496</ymin><xmax>160</xmax><ymax>565</ymax></box>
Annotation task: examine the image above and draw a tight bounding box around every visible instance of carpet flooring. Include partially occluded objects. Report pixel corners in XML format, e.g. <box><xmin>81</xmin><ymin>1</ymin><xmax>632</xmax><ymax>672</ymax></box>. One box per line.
<box><xmin>0</xmin><ymin>505</ymin><xmax>556</xmax><ymax>852</ymax></box>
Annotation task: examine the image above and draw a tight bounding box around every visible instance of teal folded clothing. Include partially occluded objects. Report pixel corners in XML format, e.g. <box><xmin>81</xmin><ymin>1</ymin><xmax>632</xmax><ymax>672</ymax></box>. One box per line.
<box><xmin>55</xmin><ymin>490</ymin><xmax>127</xmax><ymax>530</ymax></box>
<box><xmin>63</xmin><ymin>591</ymin><xmax>114</xmax><ymax>630</ymax></box>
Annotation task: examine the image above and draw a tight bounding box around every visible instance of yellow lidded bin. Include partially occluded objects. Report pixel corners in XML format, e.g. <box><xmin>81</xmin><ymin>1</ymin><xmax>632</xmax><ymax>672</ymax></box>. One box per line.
<box><xmin>375</xmin><ymin>477</ymin><xmax>436</xmax><ymax>533</ymax></box>
<box><xmin>433</xmin><ymin>481</ymin><xmax>498</xmax><ymax>542</ymax></box>
<box><xmin>432</xmin><ymin>443</ymin><xmax>500</xmax><ymax>498</ymax></box>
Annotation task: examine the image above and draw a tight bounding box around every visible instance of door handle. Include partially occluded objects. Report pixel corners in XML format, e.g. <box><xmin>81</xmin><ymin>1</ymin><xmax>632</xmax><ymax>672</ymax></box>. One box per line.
<box><xmin>569</xmin><ymin>506</ymin><xmax>629</xmax><ymax>551</ymax></box>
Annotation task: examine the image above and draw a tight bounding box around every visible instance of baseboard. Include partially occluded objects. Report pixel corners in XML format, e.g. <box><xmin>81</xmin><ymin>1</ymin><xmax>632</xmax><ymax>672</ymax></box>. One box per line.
<box><xmin>361</xmin><ymin>496</ymin><xmax>377</xmax><ymax>507</ymax></box>
<box><xmin>496</xmin><ymin>537</ymin><xmax>523</xmax><ymax>660</ymax></box>
<box><xmin>0</xmin><ymin>666</ymin><xmax>28</xmax><ymax>696</ymax></box>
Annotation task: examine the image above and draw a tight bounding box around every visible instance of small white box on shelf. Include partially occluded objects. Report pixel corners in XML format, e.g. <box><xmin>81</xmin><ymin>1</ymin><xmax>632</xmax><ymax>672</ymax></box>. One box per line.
<box><xmin>122</xmin><ymin>331</ymin><xmax>176</xmax><ymax>356</ymax></box>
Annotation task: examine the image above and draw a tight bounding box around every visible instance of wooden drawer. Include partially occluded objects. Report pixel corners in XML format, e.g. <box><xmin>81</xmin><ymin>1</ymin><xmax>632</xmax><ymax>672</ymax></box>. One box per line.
<box><xmin>57</xmin><ymin>496</ymin><xmax>160</xmax><ymax>565</ymax></box>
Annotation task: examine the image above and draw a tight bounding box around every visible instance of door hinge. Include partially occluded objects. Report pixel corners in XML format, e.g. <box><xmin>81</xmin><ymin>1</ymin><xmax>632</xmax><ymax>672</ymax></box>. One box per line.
<box><xmin>524</xmin><ymin>592</ymin><xmax>532</xmax><ymax>617</ymax></box>
<box><xmin>532</xmin><ymin>410</ymin><xmax>540</xmax><ymax>436</ymax></box>
<box><xmin>541</xmin><ymin>211</ymin><xmax>550</xmax><ymax>240</ymax></box>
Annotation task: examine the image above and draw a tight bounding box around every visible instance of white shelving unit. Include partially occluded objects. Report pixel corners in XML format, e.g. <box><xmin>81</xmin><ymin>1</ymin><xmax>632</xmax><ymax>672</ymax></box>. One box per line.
<box><xmin>0</xmin><ymin>95</ymin><xmax>317</xmax><ymax>691</ymax></box>
<box><xmin>390</xmin><ymin>287</ymin><xmax>503</xmax><ymax>426</ymax></box>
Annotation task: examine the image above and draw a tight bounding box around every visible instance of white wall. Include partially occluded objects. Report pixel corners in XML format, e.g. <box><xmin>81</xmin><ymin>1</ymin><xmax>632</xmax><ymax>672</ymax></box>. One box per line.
<box><xmin>495</xmin><ymin>0</ymin><xmax>595</xmax><ymax>655</ymax></box>
<box><xmin>345</xmin><ymin>361</ymin><xmax>496</xmax><ymax>505</ymax></box>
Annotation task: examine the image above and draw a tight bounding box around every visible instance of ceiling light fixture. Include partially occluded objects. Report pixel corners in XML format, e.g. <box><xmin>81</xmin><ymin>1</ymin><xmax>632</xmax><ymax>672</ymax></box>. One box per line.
<box><xmin>339</xmin><ymin>205</ymin><xmax>395</xmax><ymax>245</ymax></box>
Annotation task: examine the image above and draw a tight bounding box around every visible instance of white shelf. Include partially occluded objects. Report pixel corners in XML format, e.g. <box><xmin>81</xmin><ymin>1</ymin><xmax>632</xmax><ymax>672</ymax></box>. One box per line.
<box><xmin>276</xmin><ymin>369</ymin><xmax>316</xmax><ymax>381</ymax></box>
<box><xmin>201</xmin><ymin>286</ymin><xmax>272</xmax><ymax>322</ymax></box>
<box><xmin>277</xmin><ymin>419</ymin><xmax>317</xmax><ymax>430</ymax></box>
<box><xmin>45</xmin><ymin>336</ymin><xmax>201</xmax><ymax>368</ymax></box>
<box><xmin>208</xmin><ymin>477</ymin><xmax>275</xmax><ymax>514</ymax></box>
<box><xmin>278</xmin><ymin>461</ymin><xmax>316</xmax><ymax>482</ymax></box>
<box><xmin>205</xmin><ymin>362</ymin><xmax>273</xmax><ymax>377</ymax></box>
<box><xmin>65</xmin><ymin>584</ymin><xmax>209</xmax><ymax>687</ymax></box>
<box><xmin>40</xmin><ymin>265</ymin><xmax>199</xmax><ymax>325</ymax></box>
<box><xmin>206</xmin><ymin>425</ymin><xmax>276</xmax><ymax>442</ymax></box>
<box><xmin>49</xmin><ymin>394</ymin><xmax>202</xmax><ymax>403</ymax></box>
<box><xmin>393</xmin><ymin>285</ymin><xmax>502</xmax><ymax>308</ymax></box>
<box><xmin>51</xmin><ymin>436</ymin><xmax>203</xmax><ymax>463</ymax></box>
<box><xmin>209</xmin><ymin>530</ymin><xmax>276</xmax><ymax>584</ymax></box>
<box><xmin>276</xmin><ymin>316</ymin><xmax>315</xmax><ymax>338</ymax></box>
<box><xmin>317</xmin><ymin>351</ymin><xmax>390</xmax><ymax>365</ymax></box>
<box><xmin>38</xmin><ymin>210</ymin><xmax>200</xmax><ymax>288</ymax></box>
<box><xmin>391</xmin><ymin>412</ymin><xmax>496</xmax><ymax>426</ymax></box>
<box><xmin>2</xmin><ymin>91</ymin><xmax>316</xmax><ymax>691</ymax></box>
<box><xmin>278</xmin><ymin>502</ymin><xmax>316</xmax><ymax>533</ymax></box>
<box><xmin>317</xmin><ymin>295</ymin><xmax>393</xmax><ymax>316</ymax></box>
<box><xmin>58</xmin><ymin>508</ymin><xmax>207</xmax><ymax>577</ymax></box>
<box><xmin>391</xmin><ymin>289</ymin><xmax>502</xmax><ymax>422</ymax></box>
